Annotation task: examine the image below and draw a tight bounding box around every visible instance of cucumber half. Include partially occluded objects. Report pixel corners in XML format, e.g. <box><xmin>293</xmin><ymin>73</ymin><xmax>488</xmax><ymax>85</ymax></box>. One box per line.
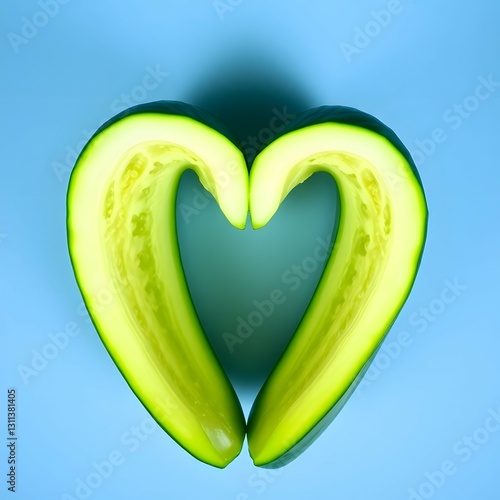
<box><xmin>66</xmin><ymin>102</ymin><xmax>427</xmax><ymax>469</ymax></box>
<box><xmin>247</xmin><ymin>106</ymin><xmax>427</xmax><ymax>467</ymax></box>
<box><xmin>67</xmin><ymin>102</ymin><xmax>248</xmax><ymax>468</ymax></box>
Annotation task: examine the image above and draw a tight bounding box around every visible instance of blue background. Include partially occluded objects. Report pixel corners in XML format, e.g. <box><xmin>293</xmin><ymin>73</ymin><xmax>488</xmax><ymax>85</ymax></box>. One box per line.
<box><xmin>1</xmin><ymin>1</ymin><xmax>500</xmax><ymax>499</ymax></box>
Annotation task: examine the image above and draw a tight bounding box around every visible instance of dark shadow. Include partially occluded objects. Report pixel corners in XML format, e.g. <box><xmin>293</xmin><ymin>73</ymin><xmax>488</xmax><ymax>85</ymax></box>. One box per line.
<box><xmin>177</xmin><ymin>53</ymin><xmax>340</xmax><ymax>398</ymax></box>
<box><xmin>177</xmin><ymin>171</ymin><xmax>338</xmax><ymax>397</ymax></box>
<box><xmin>186</xmin><ymin>51</ymin><xmax>315</xmax><ymax>166</ymax></box>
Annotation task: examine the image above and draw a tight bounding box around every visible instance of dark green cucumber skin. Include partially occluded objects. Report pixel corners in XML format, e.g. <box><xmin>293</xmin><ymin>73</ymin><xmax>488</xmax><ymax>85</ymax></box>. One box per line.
<box><xmin>247</xmin><ymin>106</ymin><xmax>429</xmax><ymax>468</ymax></box>
<box><xmin>81</xmin><ymin>101</ymin><xmax>423</xmax><ymax>186</ymax></box>
<box><xmin>276</xmin><ymin>105</ymin><xmax>429</xmax><ymax>271</ymax></box>
<box><xmin>82</xmin><ymin>100</ymin><xmax>242</xmax><ymax>158</ymax></box>
<box><xmin>268</xmin><ymin>105</ymin><xmax>423</xmax><ymax>187</ymax></box>
<box><xmin>69</xmin><ymin>102</ymin><xmax>428</xmax><ymax>468</ymax></box>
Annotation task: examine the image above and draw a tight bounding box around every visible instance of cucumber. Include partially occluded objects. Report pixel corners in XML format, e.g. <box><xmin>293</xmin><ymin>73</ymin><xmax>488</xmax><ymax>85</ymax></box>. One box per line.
<box><xmin>67</xmin><ymin>102</ymin><xmax>248</xmax><ymax>468</ymax></box>
<box><xmin>247</xmin><ymin>106</ymin><xmax>428</xmax><ymax>467</ymax></box>
<box><xmin>67</xmin><ymin>102</ymin><xmax>427</xmax><ymax>469</ymax></box>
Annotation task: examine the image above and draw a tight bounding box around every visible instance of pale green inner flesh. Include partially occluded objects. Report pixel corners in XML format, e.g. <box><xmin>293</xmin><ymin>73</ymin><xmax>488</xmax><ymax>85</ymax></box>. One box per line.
<box><xmin>99</xmin><ymin>140</ymin><xmax>242</xmax><ymax>462</ymax></box>
<box><xmin>249</xmin><ymin>151</ymin><xmax>398</xmax><ymax>462</ymax></box>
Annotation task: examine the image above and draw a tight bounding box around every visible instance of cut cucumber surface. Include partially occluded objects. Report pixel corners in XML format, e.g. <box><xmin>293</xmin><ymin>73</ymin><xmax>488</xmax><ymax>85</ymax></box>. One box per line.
<box><xmin>67</xmin><ymin>103</ymin><xmax>248</xmax><ymax>468</ymax></box>
<box><xmin>67</xmin><ymin>102</ymin><xmax>427</xmax><ymax>469</ymax></box>
<box><xmin>247</xmin><ymin>107</ymin><xmax>428</xmax><ymax>467</ymax></box>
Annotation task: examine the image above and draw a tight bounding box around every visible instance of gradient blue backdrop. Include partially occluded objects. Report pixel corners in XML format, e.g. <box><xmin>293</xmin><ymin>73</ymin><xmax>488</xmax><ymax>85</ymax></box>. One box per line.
<box><xmin>1</xmin><ymin>1</ymin><xmax>500</xmax><ymax>499</ymax></box>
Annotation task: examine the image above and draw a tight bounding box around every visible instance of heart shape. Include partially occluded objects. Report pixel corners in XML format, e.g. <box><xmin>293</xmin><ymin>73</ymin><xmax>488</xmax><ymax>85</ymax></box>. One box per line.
<box><xmin>67</xmin><ymin>101</ymin><xmax>427</xmax><ymax>468</ymax></box>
